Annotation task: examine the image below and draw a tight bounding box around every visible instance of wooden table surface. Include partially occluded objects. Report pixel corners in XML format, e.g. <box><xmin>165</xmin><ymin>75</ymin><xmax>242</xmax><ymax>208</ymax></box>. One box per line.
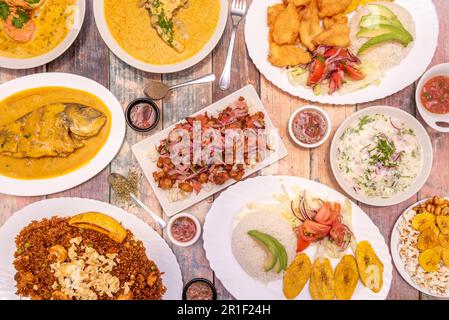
<box><xmin>0</xmin><ymin>0</ymin><xmax>448</xmax><ymax>300</ymax></box>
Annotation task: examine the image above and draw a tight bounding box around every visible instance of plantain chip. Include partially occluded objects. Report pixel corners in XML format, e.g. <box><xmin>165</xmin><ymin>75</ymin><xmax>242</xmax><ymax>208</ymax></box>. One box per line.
<box><xmin>283</xmin><ymin>253</ymin><xmax>312</xmax><ymax>300</ymax></box>
<box><xmin>68</xmin><ymin>212</ymin><xmax>127</xmax><ymax>243</ymax></box>
<box><xmin>412</xmin><ymin>213</ymin><xmax>435</xmax><ymax>231</ymax></box>
<box><xmin>439</xmin><ymin>233</ymin><xmax>449</xmax><ymax>249</ymax></box>
<box><xmin>442</xmin><ymin>249</ymin><xmax>449</xmax><ymax>267</ymax></box>
<box><xmin>310</xmin><ymin>257</ymin><xmax>335</xmax><ymax>300</ymax></box>
<box><xmin>436</xmin><ymin>216</ymin><xmax>449</xmax><ymax>235</ymax></box>
<box><xmin>355</xmin><ymin>241</ymin><xmax>384</xmax><ymax>293</ymax></box>
<box><xmin>419</xmin><ymin>222</ymin><xmax>439</xmax><ymax>235</ymax></box>
<box><xmin>419</xmin><ymin>248</ymin><xmax>441</xmax><ymax>272</ymax></box>
<box><xmin>417</xmin><ymin>229</ymin><xmax>439</xmax><ymax>251</ymax></box>
<box><xmin>335</xmin><ymin>255</ymin><xmax>359</xmax><ymax>300</ymax></box>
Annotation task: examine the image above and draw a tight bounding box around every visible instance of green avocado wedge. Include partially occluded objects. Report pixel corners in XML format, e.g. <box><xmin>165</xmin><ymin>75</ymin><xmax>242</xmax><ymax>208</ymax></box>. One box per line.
<box><xmin>357</xmin><ymin>24</ymin><xmax>414</xmax><ymax>41</ymax></box>
<box><xmin>360</xmin><ymin>14</ymin><xmax>401</xmax><ymax>29</ymax></box>
<box><xmin>247</xmin><ymin>230</ymin><xmax>288</xmax><ymax>273</ymax></box>
<box><xmin>367</xmin><ymin>4</ymin><xmax>401</xmax><ymax>23</ymax></box>
<box><xmin>357</xmin><ymin>32</ymin><xmax>414</xmax><ymax>55</ymax></box>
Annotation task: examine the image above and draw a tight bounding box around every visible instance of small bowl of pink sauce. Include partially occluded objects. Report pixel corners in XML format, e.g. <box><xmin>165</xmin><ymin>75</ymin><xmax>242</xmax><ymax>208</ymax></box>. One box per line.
<box><xmin>125</xmin><ymin>98</ymin><xmax>160</xmax><ymax>133</ymax></box>
<box><xmin>288</xmin><ymin>105</ymin><xmax>331</xmax><ymax>149</ymax></box>
<box><xmin>167</xmin><ymin>213</ymin><xmax>201</xmax><ymax>247</ymax></box>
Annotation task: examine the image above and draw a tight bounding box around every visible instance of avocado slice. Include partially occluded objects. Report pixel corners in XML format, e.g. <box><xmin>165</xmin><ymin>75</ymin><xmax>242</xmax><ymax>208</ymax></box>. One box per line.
<box><xmin>358</xmin><ymin>32</ymin><xmax>414</xmax><ymax>55</ymax></box>
<box><xmin>247</xmin><ymin>230</ymin><xmax>288</xmax><ymax>273</ymax></box>
<box><xmin>357</xmin><ymin>24</ymin><xmax>414</xmax><ymax>41</ymax></box>
<box><xmin>367</xmin><ymin>4</ymin><xmax>399</xmax><ymax>22</ymax></box>
<box><xmin>359</xmin><ymin>14</ymin><xmax>402</xmax><ymax>29</ymax></box>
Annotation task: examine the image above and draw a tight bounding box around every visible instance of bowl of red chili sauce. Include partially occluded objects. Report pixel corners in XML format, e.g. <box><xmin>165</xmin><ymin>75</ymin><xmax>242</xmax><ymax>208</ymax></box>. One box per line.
<box><xmin>167</xmin><ymin>213</ymin><xmax>201</xmax><ymax>247</ymax></box>
<box><xmin>288</xmin><ymin>106</ymin><xmax>331</xmax><ymax>148</ymax></box>
<box><xmin>417</xmin><ymin>63</ymin><xmax>449</xmax><ymax>133</ymax></box>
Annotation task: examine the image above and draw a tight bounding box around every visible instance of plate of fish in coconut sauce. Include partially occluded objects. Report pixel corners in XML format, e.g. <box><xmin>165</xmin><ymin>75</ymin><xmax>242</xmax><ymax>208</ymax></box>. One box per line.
<box><xmin>0</xmin><ymin>73</ymin><xmax>126</xmax><ymax>196</ymax></box>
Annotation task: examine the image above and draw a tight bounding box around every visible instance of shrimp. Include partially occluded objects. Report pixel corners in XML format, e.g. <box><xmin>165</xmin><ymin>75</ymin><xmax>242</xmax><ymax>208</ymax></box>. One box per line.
<box><xmin>3</xmin><ymin>9</ymin><xmax>36</xmax><ymax>43</ymax></box>
<box><xmin>5</xmin><ymin>0</ymin><xmax>45</xmax><ymax>10</ymax></box>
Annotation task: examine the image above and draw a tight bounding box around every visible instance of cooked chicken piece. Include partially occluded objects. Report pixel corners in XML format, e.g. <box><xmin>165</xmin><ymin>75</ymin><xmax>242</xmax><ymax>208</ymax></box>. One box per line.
<box><xmin>283</xmin><ymin>0</ymin><xmax>311</xmax><ymax>7</ymax></box>
<box><xmin>268</xmin><ymin>43</ymin><xmax>312</xmax><ymax>67</ymax></box>
<box><xmin>313</xmin><ymin>23</ymin><xmax>350</xmax><ymax>47</ymax></box>
<box><xmin>267</xmin><ymin>3</ymin><xmax>286</xmax><ymax>42</ymax></box>
<box><xmin>272</xmin><ymin>3</ymin><xmax>301</xmax><ymax>45</ymax></box>
<box><xmin>323</xmin><ymin>14</ymin><xmax>348</xmax><ymax>30</ymax></box>
<box><xmin>299</xmin><ymin>0</ymin><xmax>322</xmax><ymax>51</ymax></box>
<box><xmin>318</xmin><ymin>0</ymin><xmax>352</xmax><ymax>18</ymax></box>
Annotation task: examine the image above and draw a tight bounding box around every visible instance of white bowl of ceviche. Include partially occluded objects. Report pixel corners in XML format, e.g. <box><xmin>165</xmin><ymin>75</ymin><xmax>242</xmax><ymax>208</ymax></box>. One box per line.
<box><xmin>330</xmin><ymin>106</ymin><xmax>433</xmax><ymax>207</ymax></box>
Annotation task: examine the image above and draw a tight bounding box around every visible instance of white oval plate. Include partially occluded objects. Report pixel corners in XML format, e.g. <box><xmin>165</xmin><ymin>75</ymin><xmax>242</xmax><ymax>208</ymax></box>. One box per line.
<box><xmin>203</xmin><ymin>175</ymin><xmax>393</xmax><ymax>300</ymax></box>
<box><xmin>0</xmin><ymin>198</ymin><xmax>183</xmax><ymax>300</ymax></box>
<box><xmin>245</xmin><ymin>0</ymin><xmax>438</xmax><ymax>105</ymax></box>
<box><xmin>391</xmin><ymin>198</ymin><xmax>449</xmax><ymax>298</ymax></box>
<box><xmin>93</xmin><ymin>0</ymin><xmax>228</xmax><ymax>73</ymax></box>
<box><xmin>0</xmin><ymin>0</ymin><xmax>86</xmax><ymax>70</ymax></box>
<box><xmin>416</xmin><ymin>63</ymin><xmax>449</xmax><ymax>133</ymax></box>
<box><xmin>0</xmin><ymin>73</ymin><xmax>126</xmax><ymax>196</ymax></box>
<box><xmin>330</xmin><ymin>106</ymin><xmax>433</xmax><ymax>207</ymax></box>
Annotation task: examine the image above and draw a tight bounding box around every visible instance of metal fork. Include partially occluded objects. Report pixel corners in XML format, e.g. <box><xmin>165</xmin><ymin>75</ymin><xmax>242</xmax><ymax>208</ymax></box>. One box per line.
<box><xmin>219</xmin><ymin>0</ymin><xmax>247</xmax><ymax>91</ymax></box>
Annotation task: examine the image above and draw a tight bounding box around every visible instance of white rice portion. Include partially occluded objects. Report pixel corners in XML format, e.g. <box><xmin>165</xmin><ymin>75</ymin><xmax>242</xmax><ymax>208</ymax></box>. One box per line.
<box><xmin>232</xmin><ymin>211</ymin><xmax>297</xmax><ymax>284</ymax></box>
<box><xmin>349</xmin><ymin>2</ymin><xmax>416</xmax><ymax>71</ymax></box>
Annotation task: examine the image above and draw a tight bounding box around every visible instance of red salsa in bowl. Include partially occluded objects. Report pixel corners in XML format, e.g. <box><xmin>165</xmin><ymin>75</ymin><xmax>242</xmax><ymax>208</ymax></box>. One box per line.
<box><xmin>289</xmin><ymin>107</ymin><xmax>330</xmax><ymax>148</ymax></box>
<box><xmin>167</xmin><ymin>213</ymin><xmax>201</xmax><ymax>247</ymax></box>
<box><xmin>420</xmin><ymin>76</ymin><xmax>449</xmax><ymax>114</ymax></box>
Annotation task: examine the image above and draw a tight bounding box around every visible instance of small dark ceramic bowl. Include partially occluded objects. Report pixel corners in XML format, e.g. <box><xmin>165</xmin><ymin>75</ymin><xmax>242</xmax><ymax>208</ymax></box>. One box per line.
<box><xmin>183</xmin><ymin>278</ymin><xmax>217</xmax><ymax>300</ymax></box>
<box><xmin>125</xmin><ymin>98</ymin><xmax>160</xmax><ymax>133</ymax></box>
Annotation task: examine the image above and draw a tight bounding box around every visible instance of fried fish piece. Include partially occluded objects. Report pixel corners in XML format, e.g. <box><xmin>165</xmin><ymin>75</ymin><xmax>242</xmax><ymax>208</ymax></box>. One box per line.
<box><xmin>283</xmin><ymin>253</ymin><xmax>312</xmax><ymax>300</ymax></box>
<box><xmin>283</xmin><ymin>0</ymin><xmax>311</xmax><ymax>7</ymax></box>
<box><xmin>323</xmin><ymin>13</ymin><xmax>348</xmax><ymax>30</ymax></box>
<box><xmin>268</xmin><ymin>3</ymin><xmax>287</xmax><ymax>42</ymax></box>
<box><xmin>355</xmin><ymin>241</ymin><xmax>384</xmax><ymax>293</ymax></box>
<box><xmin>272</xmin><ymin>3</ymin><xmax>301</xmax><ymax>45</ymax></box>
<box><xmin>313</xmin><ymin>23</ymin><xmax>350</xmax><ymax>47</ymax></box>
<box><xmin>318</xmin><ymin>0</ymin><xmax>352</xmax><ymax>18</ymax></box>
<box><xmin>299</xmin><ymin>0</ymin><xmax>322</xmax><ymax>51</ymax></box>
<box><xmin>334</xmin><ymin>255</ymin><xmax>359</xmax><ymax>300</ymax></box>
<box><xmin>268</xmin><ymin>43</ymin><xmax>312</xmax><ymax>67</ymax></box>
<box><xmin>310</xmin><ymin>257</ymin><xmax>335</xmax><ymax>300</ymax></box>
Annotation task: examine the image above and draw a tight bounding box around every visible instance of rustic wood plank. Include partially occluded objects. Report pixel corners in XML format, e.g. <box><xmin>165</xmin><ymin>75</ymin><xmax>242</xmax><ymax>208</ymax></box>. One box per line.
<box><xmin>161</xmin><ymin>56</ymin><xmax>215</xmax><ymax>287</ymax></box>
<box><xmin>46</xmin><ymin>0</ymin><xmax>110</xmax><ymax>202</ymax></box>
<box><xmin>417</xmin><ymin>0</ymin><xmax>449</xmax><ymax>301</ymax></box>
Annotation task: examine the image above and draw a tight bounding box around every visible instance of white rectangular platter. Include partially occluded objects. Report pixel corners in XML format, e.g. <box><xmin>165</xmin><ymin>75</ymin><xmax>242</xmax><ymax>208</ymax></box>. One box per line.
<box><xmin>132</xmin><ymin>85</ymin><xmax>288</xmax><ymax>216</ymax></box>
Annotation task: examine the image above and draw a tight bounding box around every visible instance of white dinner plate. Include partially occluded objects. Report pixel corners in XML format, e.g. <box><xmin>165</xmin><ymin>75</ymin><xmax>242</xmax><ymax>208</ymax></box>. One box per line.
<box><xmin>0</xmin><ymin>73</ymin><xmax>126</xmax><ymax>196</ymax></box>
<box><xmin>330</xmin><ymin>106</ymin><xmax>433</xmax><ymax>207</ymax></box>
<box><xmin>391</xmin><ymin>198</ymin><xmax>449</xmax><ymax>298</ymax></box>
<box><xmin>245</xmin><ymin>0</ymin><xmax>438</xmax><ymax>104</ymax></box>
<box><xmin>93</xmin><ymin>0</ymin><xmax>228</xmax><ymax>73</ymax></box>
<box><xmin>132</xmin><ymin>85</ymin><xmax>288</xmax><ymax>217</ymax></box>
<box><xmin>0</xmin><ymin>0</ymin><xmax>86</xmax><ymax>70</ymax></box>
<box><xmin>0</xmin><ymin>198</ymin><xmax>183</xmax><ymax>300</ymax></box>
<box><xmin>203</xmin><ymin>175</ymin><xmax>393</xmax><ymax>300</ymax></box>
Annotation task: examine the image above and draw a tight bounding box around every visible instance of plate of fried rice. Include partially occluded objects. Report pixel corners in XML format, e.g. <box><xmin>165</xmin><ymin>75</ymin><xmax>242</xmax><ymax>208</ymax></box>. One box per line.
<box><xmin>0</xmin><ymin>198</ymin><xmax>183</xmax><ymax>300</ymax></box>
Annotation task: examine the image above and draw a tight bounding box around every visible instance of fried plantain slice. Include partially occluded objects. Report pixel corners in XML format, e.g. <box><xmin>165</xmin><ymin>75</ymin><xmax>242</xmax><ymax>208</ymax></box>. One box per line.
<box><xmin>355</xmin><ymin>241</ymin><xmax>384</xmax><ymax>293</ymax></box>
<box><xmin>310</xmin><ymin>257</ymin><xmax>335</xmax><ymax>300</ymax></box>
<box><xmin>439</xmin><ymin>233</ymin><xmax>449</xmax><ymax>249</ymax></box>
<box><xmin>442</xmin><ymin>248</ymin><xmax>449</xmax><ymax>267</ymax></box>
<box><xmin>436</xmin><ymin>216</ymin><xmax>449</xmax><ymax>235</ymax></box>
<box><xmin>419</xmin><ymin>248</ymin><xmax>441</xmax><ymax>272</ymax></box>
<box><xmin>334</xmin><ymin>255</ymin><xmax>359</xmax><ymax>300</ymax></box>
<box><xmin>419</xmin><ymin>221</ymin><xmax>439</xmax><ymax>235</ymax></box>
<box><xmin>68</xmin><ymin>212</ymin><xmax>127</xmax><ymax>243</ymax></box>
<box><xmin>283</xmin><ymin>253</ymin><xmax>312</xmax><ymax>300</ymax></box>
<box><xmin>412</xmin><ymin>212</ymin><xmax>436</xmax><ymax>231</ymax></box>
<box><xmin>417</xmin><ymin>229</ymin><xmax>439</xmax><ymax>251</ymax></box>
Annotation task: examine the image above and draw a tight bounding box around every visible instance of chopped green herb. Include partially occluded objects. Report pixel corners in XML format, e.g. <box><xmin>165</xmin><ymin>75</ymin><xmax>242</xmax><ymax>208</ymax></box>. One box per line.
<box><xmin>0</xmin><ymin>1</ymin><xmax>9</xmax><ymax>20</ymax></box>
<box><xmin>12</xmin><ymin>9</ymin><xmax>30</xmax><ymax>29</ymax></box>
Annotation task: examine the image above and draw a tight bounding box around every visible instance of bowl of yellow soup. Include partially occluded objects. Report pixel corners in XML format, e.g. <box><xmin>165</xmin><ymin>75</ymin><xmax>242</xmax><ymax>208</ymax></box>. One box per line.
<box><xmin>0</xmin><ymin>0</ymin><xmax>85</xmax><ymax>69</ymax></box>
<box><xmin>94</xmin><ymin>0</ymin><xmax>228</xmax><ymax>73</ymax></box>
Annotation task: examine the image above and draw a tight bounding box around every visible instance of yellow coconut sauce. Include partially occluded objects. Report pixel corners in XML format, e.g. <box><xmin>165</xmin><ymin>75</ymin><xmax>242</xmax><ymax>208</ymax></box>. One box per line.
<box><xmin>0</xmin><ymin>87</ymin><xmax>111</xmax><ymax>180</ymax></box>
<box><xmin>104</xmin><ymin>0</ymin><xmax>221</xmax><ymax>65</ymax></box>
<box><xmin>0</xmin><ymin>0</ymin><xmax>76</xmax><ymax>59</ymax></box>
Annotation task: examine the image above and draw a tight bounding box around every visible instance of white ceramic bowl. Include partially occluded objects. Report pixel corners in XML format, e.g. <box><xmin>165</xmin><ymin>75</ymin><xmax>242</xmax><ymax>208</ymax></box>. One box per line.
<box><xmin>167</xmin><ymin>213</ymin><xmax>202</xmax><ymax>247</ymax></box>
<box><xmin>0</xmin><ymin>0</ymin><xmax>86</xmax><ymax>69</ymax></box>
<box><xmin>288</xmin><ymin>106</ymin><xmax>332</xmax><ymax>149</ymax></box>
<box><xmin>330</xmin><ymin>106</ymin><xmax>433</xmax><ymax>207</ymax></box>
<box><xmin>416</xmin><ymin>63</ymin><xmax>449</xmax><ymax>132</ymax></box>
<box><xmin>93</xmin><ymin>0</ymin><xmax>228</xmax><ymax>73</ymax></box>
